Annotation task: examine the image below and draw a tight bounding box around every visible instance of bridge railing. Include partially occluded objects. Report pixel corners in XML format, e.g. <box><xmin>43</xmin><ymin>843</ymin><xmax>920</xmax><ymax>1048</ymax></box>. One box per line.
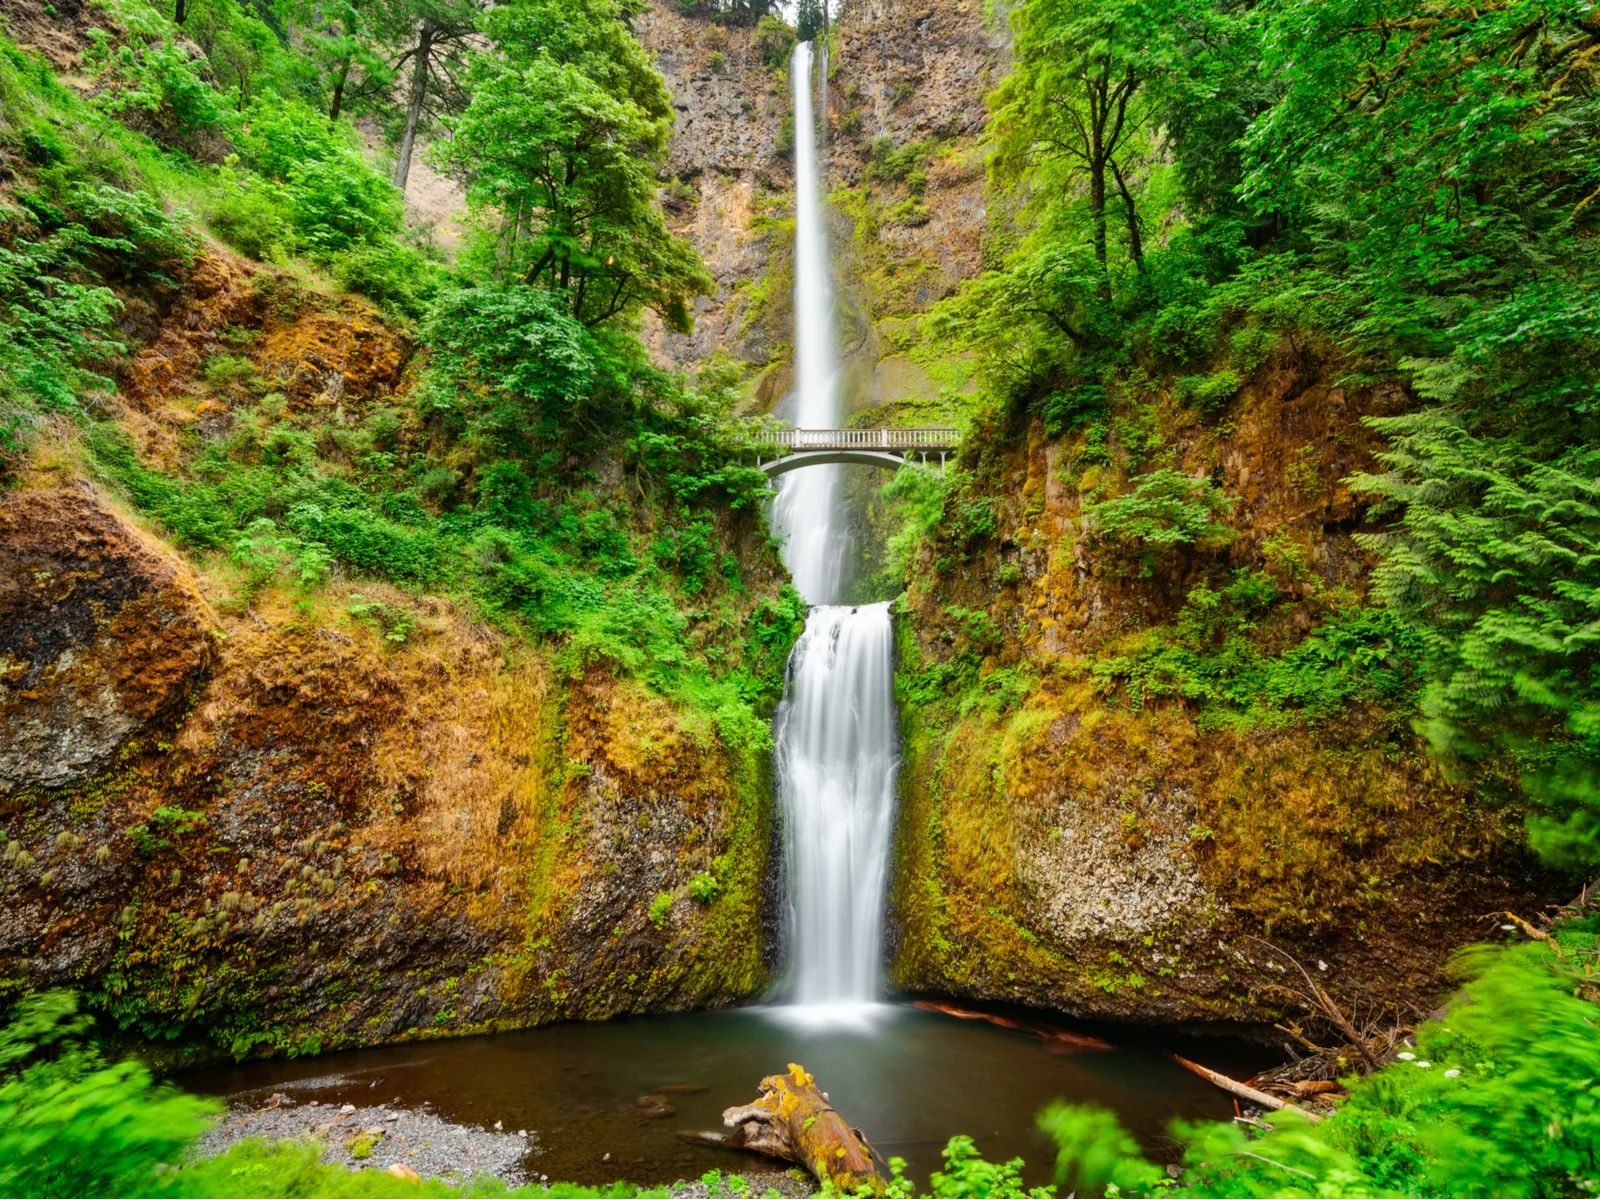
<box><xmin>753</xmin><ymin>427</ymin><xmax>960</xmax><ymax>453</ymax></box>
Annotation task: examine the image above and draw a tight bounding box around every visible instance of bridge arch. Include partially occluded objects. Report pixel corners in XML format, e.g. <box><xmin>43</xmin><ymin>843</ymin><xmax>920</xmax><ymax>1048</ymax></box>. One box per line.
<box><xmin>759</xmin><ymin>449</ymin><xmax>944</xmax><ymax>479</ymax></box>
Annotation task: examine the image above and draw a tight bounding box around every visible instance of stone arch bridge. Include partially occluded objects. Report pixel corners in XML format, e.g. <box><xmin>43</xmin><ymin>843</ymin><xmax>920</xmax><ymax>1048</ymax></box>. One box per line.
<box><xmin>753</xmin><ymin>428</ymin><xmax>960</xmax><ymax>478</ymax></box>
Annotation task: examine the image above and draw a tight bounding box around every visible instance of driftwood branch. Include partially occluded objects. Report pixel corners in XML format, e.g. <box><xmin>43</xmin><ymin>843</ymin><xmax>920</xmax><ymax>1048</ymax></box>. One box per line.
<box><xmin>1246</xmin><ymin>938</ymin><xmax>1379</xmax><ymax>1071</ymax></box>
<box><xmin>682</xmin><ymin>1064</ymin><xmax>883</xmax><ymax>1195</ymax></box>
<box><xmin>1170</xmin><ymin>1054</ymin><xmax>1323</xmax><ymax>1123</ymax></box>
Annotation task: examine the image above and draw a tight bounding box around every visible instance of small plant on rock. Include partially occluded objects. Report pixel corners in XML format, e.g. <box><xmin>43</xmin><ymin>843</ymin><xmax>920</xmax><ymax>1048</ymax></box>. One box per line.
<box><xmin>688</xmin><ymin>871</ymin><xmax>721</xmax><ymax>903</ymax></box>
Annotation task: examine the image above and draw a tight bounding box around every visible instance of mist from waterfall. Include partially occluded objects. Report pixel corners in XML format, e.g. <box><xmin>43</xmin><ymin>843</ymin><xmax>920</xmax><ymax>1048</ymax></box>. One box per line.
<box><xmin>769</xmin><ymin>41</ymin><xmax>900</xmax><ymax>1029</ymax></box>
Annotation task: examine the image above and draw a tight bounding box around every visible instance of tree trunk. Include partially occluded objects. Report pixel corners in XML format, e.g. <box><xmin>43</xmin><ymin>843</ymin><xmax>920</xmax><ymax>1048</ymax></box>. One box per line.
<box><xmin>684</xmin><ymin>1065</ymin><xmax>884</xmax><ymax>1195</ymax></box>
<box><xmin>393</xmin><ymin>18</ymin><xmax>434</xmax><ymax>190</ymax></box>
<box><xmin>1089</xmin><ymin>161</ymin><xmax>1112</xmax><ymax>300</ymax></box>
<box><xmin>329</xmin><ymin>58</ymin><xmax>350</xmax><ymax>123</ymax></box>
<box><xmin>173</xmin><ymin>0</ymin><xmax>187</xmax><ymax>24</ymax></box>
<box><xmin>1111</xmin><ymin>159</ymin><xmax>1144</xmax><ymax>273</ymax></box>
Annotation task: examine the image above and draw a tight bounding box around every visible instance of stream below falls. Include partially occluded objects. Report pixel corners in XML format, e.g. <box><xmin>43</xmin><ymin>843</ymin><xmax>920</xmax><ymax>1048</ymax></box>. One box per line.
<box><xmin>186</xmin><ymin>1002</ymin><xmax>1266</xmax><ymax>1188</ymax></box>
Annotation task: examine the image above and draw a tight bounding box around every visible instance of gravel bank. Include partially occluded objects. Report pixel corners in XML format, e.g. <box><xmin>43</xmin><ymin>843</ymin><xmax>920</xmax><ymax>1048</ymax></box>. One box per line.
<box><xmin>196</xmin><ymin>1089</ymin><xmax>816</xmax><ymax>1196</ymax></box>
<box><xmin>195</xmin><ymin>1092</ymin><xmax>534</xmax><ymax>1187</ymax></box>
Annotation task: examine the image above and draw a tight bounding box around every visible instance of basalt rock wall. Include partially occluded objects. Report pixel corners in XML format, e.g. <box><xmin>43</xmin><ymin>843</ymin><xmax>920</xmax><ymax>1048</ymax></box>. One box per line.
<box><xmin>0</xmin><ymin>247</ymin><xmax>779</xmax><ymax>1064</ymax></box>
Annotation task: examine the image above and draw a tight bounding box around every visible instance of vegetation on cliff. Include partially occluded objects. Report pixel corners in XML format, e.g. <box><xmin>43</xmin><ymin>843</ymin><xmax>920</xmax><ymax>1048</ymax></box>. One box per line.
<box><xmin>0</xmin><ymin>0</ymin><xmax>1597</xmax><ymax>1193</ymax></box>
<box><xmin>0</xmin><ymin>0</ymin><xmax>802</xmax><ymax>1063</ymax></box>
<box><xmin>906</xmin><ymin>0</ymin><xmax>1598</xmax><ymax>876</ymax></box>
<box><xmin>837</xmin><ymin>0</ymin><xmax>1597</xmax><ymax>1030</ymax></box>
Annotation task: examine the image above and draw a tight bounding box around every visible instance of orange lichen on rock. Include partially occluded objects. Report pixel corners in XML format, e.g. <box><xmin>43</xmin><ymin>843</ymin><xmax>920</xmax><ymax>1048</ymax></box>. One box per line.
<box><xmin>255</xmin><ymin>303</ymin><xmax>408</xmax><ymax>412</ymax></box>
<box><xmin>0</xmin><ymin>488</ymin><xmax>214</xmax><ymax>792</ymax></box>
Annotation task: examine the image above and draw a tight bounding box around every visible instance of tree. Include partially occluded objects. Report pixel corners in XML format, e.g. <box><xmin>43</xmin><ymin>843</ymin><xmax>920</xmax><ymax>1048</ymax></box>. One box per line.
<box><xmin>390</xmin><ymin>0</ymin><xmax>478</xmax><ymax>189</ymax></box>
<box><xmin>1245</xmin><ymin>0</ymin><xmax>1600</xmax><ymax>869</ymax></box>
<box><xmin>283</xmin><ymin>0</ymin><xmax>402</xmax><ymax>122</ymax></box>
<box><xmin>437</xmin><ymin>0</ymin><xmax>712</xmax><ymax>330</ymax></box>
<box><xmin>990</xmin><ymin>0</ymin><xmax>1180</xmax><ymax>287</ymax></box>
<box><xmin>795</xmin><ymin>0</ymin><xmax>825</xmax><ymax>43</ymax></box>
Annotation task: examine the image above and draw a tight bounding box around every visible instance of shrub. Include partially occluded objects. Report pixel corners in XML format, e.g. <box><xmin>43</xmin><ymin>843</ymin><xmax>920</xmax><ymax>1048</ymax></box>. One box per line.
<box><xmin>422</xmin><ymin>284</ymin><xmax>599</xmax><ymax>446</ymax></box>
<box><xmin>84</xmin><ymin>10</ymin><xmax>231</xmax><ymax>148</ymax></box>
<box><xmin>755</xmin><ymin>14</ymin><xmax>795</xmax><ymax>68</ymax></box>
<box><xmin>648</xmin><ymin>892</ymin><xmax>672</xmax><ymax>929</ymax></box>
<box><xmin>332</xmin><ymin>240</ymin><xmax>445</xmax><ymax>321</ymax></box>
<box><xmin>238</xmin><ymin>97</ymin><xmax>400</xmax><ymax>257</ymax></box>
<box><xmin>0</xmin><ymin>991</ymin><xmax>217</xmax><ymax>1198</ymax></box>
<box><xmin>208</xmin><ymin>187</ymin><xmax>290</xmax><ymax>261</ymax></box>
<box><xmin>18</xmin><ymin>123</ymin><xmax>66</xmax><ymax>166</ymax></box>
<box><xmin>687</xmin><ymin>871</ymin><xmax>720</xmax><ymax>903</ymax></box>
<box><xmin>1086</xmin><ymin>469</ymin><xmax>1235</xmax><ymax>555</ymax></box>
<box><xmin>1034</xmin><ymin>941</ymin><xmax>1600</xmax><ymax>1199</ymax></box>
<box><xmin>0</xmin><ymin>235</ymin><xmax>123</xmax><ymax>451</ymax></box>
<box><xmin>1175</xmin><ymin>368</ymin><xmax>1242</xmax><ymax>413</ymax></box>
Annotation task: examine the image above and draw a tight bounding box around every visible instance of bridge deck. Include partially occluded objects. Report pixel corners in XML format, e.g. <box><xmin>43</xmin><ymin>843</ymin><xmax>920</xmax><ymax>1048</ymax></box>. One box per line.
<box><xmin>755</xmin><ymin>428</ymin><xmax>959</xmax><ymax>453</ymax></box>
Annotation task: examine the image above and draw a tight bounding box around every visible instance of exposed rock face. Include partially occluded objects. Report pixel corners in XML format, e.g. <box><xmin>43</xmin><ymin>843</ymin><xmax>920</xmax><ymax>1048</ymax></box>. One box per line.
<box><xmin>0</xmin><ymin>575</ymin><xmax>775</xmax><ymax>1064</ymax></box>
<box><xmin>0</xmin><ymin>243</ymin><xmax>779</xmax><ymax>1064</ymax></box>
<box><xmin>827</xmin><ymin>0</ymin><xmax>1003</xmax><ymax>309</ymax></box>
<box><xmin>1015</xmin><ymin>777</ymin><xmax>1209</xmax><ymax>946</ymax></box>
<box><xmin>887</xmin><ymin>351</ymin><xmax>1554</xmax><ymax>1028</ymax></box>
<box><xmin>0</xmin><ymin>490</ymin><xmax>214</xmax><ymax>793</ymax></box>
<box><xmin>636</xmin><ymin>5</ymin><xmax>791</xmax><ymax>374</ymax></box>
<box><xmin>636</xmin><ymin>0</ymin><xmax>1001</xmax><ymax>401</ymax></box>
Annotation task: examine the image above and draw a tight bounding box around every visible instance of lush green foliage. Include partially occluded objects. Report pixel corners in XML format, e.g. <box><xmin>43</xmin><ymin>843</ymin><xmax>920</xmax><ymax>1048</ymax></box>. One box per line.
<box><xmin>914</xmin><ymin>0</ymin><xmax>1600</xmax><ymax>872</ymax></box>
<box><xmin>0</xmin><ymin>991</ymin><xmax>217</xmax><ymax>1198</ymax></box>
<box><xmin>1084</xmin><ymin>469</ymin><xmax>1235</xmax><ymax>557</ymax></box>
<box><xmin>1092</xmin><ymin>573</ymin><xmax>1428</xmax><ymax>730</ymax></box>
<box><xmin>0</xmin><ymin>0</ymin><xmax>795</xmax><ymax>763</ymax></box>
<box><xmin>437</xmin><ymin>0</ymin><xmax>712</xmax><ymax>329</ymax></box>
<box><xmin>1027</xmin><ymin>937</ymin><xmax>1600</xmax><ymax>1199</ymax></box>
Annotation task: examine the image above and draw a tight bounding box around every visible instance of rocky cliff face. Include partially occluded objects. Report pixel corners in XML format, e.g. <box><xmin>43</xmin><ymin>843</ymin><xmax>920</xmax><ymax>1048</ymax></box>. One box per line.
<box><xmin>635</xmin><ymin>6</ymin><xmax>792</xmax><ymax>379</ymax></box>
<box><xmin>884</xmin><ymin>348</ymin><xmax>1552</xmax><ymax>1028</ymax></box>
<box><xmin>1</xmin><ymin>490</ymin><xmax>214</xmax><ymax>793</ymax></box>
<box><xmin>637</xmin><ymin>0</ymin><xmax>1000</xmax><ymax>414</ymax></box>
<box><xmin>0</xmin><ymin>248</ymin><xmax>780</xmax><ymax>1063</ymax></box>
<box><xmin>0</xmin><ymin>485</ymin><xmax>776</xmax><ymax>1063</ymax></box>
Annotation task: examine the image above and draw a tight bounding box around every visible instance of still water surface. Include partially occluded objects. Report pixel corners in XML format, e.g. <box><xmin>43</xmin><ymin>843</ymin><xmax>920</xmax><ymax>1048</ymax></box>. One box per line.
<box><xmin>186</xmin><ymin>1003</ymin><xmax>1263</xmax><ymax>1188</ymax></box>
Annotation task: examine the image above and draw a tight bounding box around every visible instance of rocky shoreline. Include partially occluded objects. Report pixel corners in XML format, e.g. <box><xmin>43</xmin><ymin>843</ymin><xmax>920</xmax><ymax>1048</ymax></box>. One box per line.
<box><xmin>194</xmin><ymin>1086</ymin><xmax>813</xmax><ymax>1197</ymax></box>
<box><xmin>194</xmin><ymin>1091</ymin><xmax>536</xmax><ymax>1188</ymax></box>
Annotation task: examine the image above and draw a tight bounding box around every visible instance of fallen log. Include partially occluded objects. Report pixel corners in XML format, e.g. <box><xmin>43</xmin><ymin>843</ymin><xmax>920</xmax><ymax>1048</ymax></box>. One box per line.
<box><xmin>912</xmin><ymin>999</ymin><xmax>1115</xmax><ymax>1052</ymax></box>
<box><xmin>1170</xmin><ymin>1054</ymin><xmax>1323</xmax><ymax>1123</ymax></box>
<box><xmin>684</xmin><ymin>1064</ymin><xmax>884</xmax><ymax>1195</ymax></box>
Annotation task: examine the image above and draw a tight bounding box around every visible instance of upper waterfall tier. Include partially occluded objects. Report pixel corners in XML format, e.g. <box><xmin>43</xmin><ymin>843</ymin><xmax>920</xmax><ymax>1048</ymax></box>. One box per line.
<box><xmin>770</xmin><ymin>39</ymin><xmax>842</xmax><ymax>606</ymax></box>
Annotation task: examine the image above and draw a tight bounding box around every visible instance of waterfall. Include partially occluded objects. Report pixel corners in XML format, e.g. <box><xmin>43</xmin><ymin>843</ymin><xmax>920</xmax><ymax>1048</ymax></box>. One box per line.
<box><xmin>770</xmin><ymin>40</ymin><xmax>842</xmax><ymax>606</ymax></box>
<box><xmin>774</xmin><ymin>603</ymin><xmax>899</xmax><ymax>1018</ymax></box>
<box><xmin>768</xmin><ymin>42</ymin><xmax>900</xmax><ymax>1026</ymax></box>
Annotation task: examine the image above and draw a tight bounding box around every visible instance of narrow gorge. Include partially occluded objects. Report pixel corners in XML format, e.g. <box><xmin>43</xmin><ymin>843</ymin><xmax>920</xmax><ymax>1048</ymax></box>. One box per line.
<box><xmin>0</xmin><ymin>0</ymin><xmax>1595</xmax><ymax>1194</ymax></box>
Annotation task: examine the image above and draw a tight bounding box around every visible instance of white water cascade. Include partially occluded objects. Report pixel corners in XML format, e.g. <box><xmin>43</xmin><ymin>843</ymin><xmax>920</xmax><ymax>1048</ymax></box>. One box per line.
<box><xmin>774</xmin><ymin>602</ymin><xmax>899</xmax><ymax>1019</ymax></box>
<box><xmin>770</xmin><ymin>39</ymin><xmax>842</xmax><ymax>605</ymax></box>
<box><xmin>769</xmin><ymin>41</ymin><xmax>901</xmax><ymax>1027</ymax></box>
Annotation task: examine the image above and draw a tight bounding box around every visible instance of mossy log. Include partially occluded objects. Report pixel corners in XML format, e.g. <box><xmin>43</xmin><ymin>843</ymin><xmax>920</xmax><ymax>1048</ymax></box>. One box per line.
<box><xmin>711</xmin><ymin>1063</ymin><xmax>883</xmax><ymax>1194</ymax></box>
